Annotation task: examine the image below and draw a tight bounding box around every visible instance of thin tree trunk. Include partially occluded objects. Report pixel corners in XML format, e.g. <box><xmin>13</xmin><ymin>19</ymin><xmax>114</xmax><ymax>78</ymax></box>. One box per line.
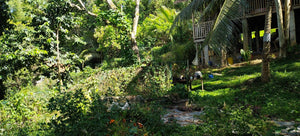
<box><xmin>56</xmin><ymin>26</ymin><xmax>63</xmax><ymax>89</ymax></box>
<box><xmin>284</xmin><ymin>0</ymin><xmax>291</xmax><ymax>55</ymax></box>
<box><xmin>274</xmin><ymin>0</ymin><xmax>286</xmax><ymax>58</ymax></box>
<box><xmin>261</xmin><ymin>2</ymin><xmax>272</xmax><ymax>83</ymax></box>
<box><xmin>131</xmin><ymin>0</ymin><xmax>141</xmax><ymax>63</ymax></box>
<box><xmin>290</xmin><ymin>9</ymin><xmax>297</xmax><ymax>46</ymax></box>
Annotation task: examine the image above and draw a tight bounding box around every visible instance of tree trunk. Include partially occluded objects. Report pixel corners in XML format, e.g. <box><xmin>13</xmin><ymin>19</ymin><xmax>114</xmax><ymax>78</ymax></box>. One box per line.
<box><xmin>290</xmin><ymin>9</ymin><xmax>297</xmax><ymax>46</ymax></box>
<box><xmin>261</xmin><ymin>2</ymin><xmax>272</xmax><ymax>83</ymax></box>
<box><xmin>284</xmin><ymin>0</ymin><xmax>291</xmax><ymax>53</ymax></box>
<box><xmin>56</xmin><ymin>26</ymin><xmax>63</xmax><ymax>89</ymax></box>
<box><xmin>131</xmin><ymin>0</ymin><xmax>141</xmax><ymax>63</ymax></box>
<box><xmin>274</xmin><ymin>0</ymin><xmax>286</xmax><ymax>58</ymax></box>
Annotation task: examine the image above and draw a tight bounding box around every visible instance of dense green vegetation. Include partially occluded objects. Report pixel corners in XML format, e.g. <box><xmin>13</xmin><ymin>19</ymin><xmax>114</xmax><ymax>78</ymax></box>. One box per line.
<box><xmin>1</xmin><ymin>55</ymin><xmax>300</xmax><ymax>135</ymax></box>
<box><xmin>0</xmin><ymin>0</ymin><xmax>299</xmax><ymax>135</ymax></box>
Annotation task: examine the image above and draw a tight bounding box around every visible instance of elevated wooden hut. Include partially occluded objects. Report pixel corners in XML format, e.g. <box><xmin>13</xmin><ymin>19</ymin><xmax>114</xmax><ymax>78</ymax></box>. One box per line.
<box><xmin>192</xmin><ymin>0</ymin><xmax>300</xmax><ymax>66</ymax></box>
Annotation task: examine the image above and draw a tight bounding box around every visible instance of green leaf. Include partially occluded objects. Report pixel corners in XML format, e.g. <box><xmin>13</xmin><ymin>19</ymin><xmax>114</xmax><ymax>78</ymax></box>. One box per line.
<box><xmin>47</xmin><ymin>38</ymin><xmax>52</xmax><ymax>43</ymax></box>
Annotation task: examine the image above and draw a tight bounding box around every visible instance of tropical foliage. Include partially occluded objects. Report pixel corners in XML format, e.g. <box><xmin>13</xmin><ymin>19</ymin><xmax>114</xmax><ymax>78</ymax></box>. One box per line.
<box><xmin>0</xmin><ymin>0</ymin><xmax>299</xmax><ymax>135</ymax></box>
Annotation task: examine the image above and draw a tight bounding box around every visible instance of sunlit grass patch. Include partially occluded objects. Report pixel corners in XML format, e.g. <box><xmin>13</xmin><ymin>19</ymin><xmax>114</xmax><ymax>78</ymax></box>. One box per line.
<box><xmin>189</xmin><ymin>57</ymin><xmax>300</xmax><ymax>121</ymax></box>
<box><xmin>197</xmin><ymin>73</ymin><xmax>260</xmax><ymax>91</ymax></box>
<box><xmin>191</xmin><ymin>88</ymin><xmax>237</xmax><ymax>97</ymax></box>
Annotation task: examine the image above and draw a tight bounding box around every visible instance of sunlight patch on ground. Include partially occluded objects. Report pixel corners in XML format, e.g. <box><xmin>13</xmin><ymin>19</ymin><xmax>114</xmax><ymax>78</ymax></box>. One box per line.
<box><xmin>191</xmin><ymin>88</ymin><xmax>235</xmax><ymax>97</ymax></box>
<box><xmin>205</xmin><ymin>73</ymin><xmax>260</xmax><ymax>87</ymax></box>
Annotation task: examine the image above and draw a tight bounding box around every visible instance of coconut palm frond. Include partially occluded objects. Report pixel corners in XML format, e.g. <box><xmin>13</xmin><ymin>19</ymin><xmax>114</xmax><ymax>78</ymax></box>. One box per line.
<box><xmin>157</xmin><ymin>6</ymin><xmax>178</xmax><ymax>23</ymax></box>
<box><xmin>205</xmin><ymin>0</ymin><xmax>246</xmax><ymax>55</ymax></box>
<box><xmin>171</xmin><ymin>0</ymin><xmax>208</xmax><ymax>31</ymax></box>
<box><xmin>196</xmin><ymin>0</ymin><xmax>219</xmax><ymax>24</ymax></box>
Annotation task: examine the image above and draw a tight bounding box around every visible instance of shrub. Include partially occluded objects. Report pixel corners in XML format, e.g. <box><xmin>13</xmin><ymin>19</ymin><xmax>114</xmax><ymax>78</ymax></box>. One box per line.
<box><xmin>0</xmin><ymin>86</ymin><xmax>56</xmax><ymax>135</ymax></box>
<box><xmin>168</xmin><ymin>84</ymin><xmax>188</xmax><ymax>100</ymax></box>
<box><xmin>240</xmin><ymin>49</ymin><xmax>252</xmax><ymax>61</ymax></box>
<box><xmin>47</xmin><ymin>89</ymin><xmax>167</xmax><ymax>135</ymax></box>
<box><xmin>127</xmin><ymin>64</ymin><xmax>173</xmax><ymax>98</ymax></box>
<box><xmin>70</xmin><ymin>64</ymin><xmax>172</xmax><ymax>98</ymax></box>
<box><xmin>198</xmin><ymin>106</ymin><xmax>271</xmax><ymax>135</ymax></box>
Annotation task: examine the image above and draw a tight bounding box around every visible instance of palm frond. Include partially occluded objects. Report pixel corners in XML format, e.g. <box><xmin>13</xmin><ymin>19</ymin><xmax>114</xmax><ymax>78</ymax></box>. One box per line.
<box><xmin>205</xmin><ymin>0</ymin><xmax>246</xmax><ymax>55</ymax></box>
<box><xmin>172</xmin><ymin>0</ymin><xmax>247</xmax><ymax>55</ymax></box>
<box><xmin>157</xmin><ymin>6</ymin><xmax>177</xmax><ymax>23</ymax></box>
<box><xmin>171</xmin><ymin>0</ymin><xmax>208</xmax><ymax>31</ymax></box>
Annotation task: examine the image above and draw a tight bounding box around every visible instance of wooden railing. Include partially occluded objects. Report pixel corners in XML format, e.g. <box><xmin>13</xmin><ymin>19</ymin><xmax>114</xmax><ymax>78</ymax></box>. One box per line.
<box><xmin>245</xmin><ymin>0</ymin><xmax>268</xmax><ymax>15</ymax></box>
<box><xmin>246</xmin><ymin>0</ymin><xmax>300</xmax><ymax>16</ymax></box>
<box><xmin>193</xmin><ymin>20</ymin><xmax>214</xmax><ymax>42</ymax></box>
<box><xmin>294</xmin><ymin>0</ymin><xmax>300</xmax><ymax>5</ymax></box>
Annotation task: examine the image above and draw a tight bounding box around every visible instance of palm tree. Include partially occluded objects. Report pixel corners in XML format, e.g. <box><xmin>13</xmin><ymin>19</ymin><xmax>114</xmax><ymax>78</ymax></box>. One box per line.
<box><xmin>172</xmin><ymin>0</ymin><xmax>273</xmax><ymax>82</ymax></box>
<box><xmin>261</xmin><ymin>0</ymin><xmax>273</xmax><ymax>82</ymax></box>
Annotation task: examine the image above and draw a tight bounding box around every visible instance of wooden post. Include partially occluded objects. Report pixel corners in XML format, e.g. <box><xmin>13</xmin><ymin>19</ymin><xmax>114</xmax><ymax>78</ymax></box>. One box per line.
<box><xmin>204</xmin><ymin>45</ymin><xmax>209</xmax><ymax>66</ymax></box>
<box><xmin>186</xmin><ymin>59</ymin><xmax>191</xmax><ymax>91</ymax></box>
<box><xmin>242</xmin><ymin>18</ymin><xmax>250</xmax><ymax>51</ymax></box>
<box><xmin>192</xmin><ymin>13</ymin><xmax>195</xmax><ymax>41</ymax></box>
<box><xmin>249</xmin><ymin>29</ymin><xmax>252</xmax><ymax>51</ymax></box>
<box><xmin>255</xmin><ymin>27</ymin><xmax>261</xmax><ymax>52</ymax></box>
<box><xmin>201</xmin><ymin>45</ymin><xmax>204</xmax><ymax>65</ymax></box>
<box><xmin>290</xmin><ymin>9</ymin><xmax>297</xmax><ymax>46</ymax></box>
<box><xmin>201</xmin><ymin>78</ymin><xmax>204</xmax><ymax>91</ymax></box>
<box><xmin>221</xmin><ymin>49</ymin><xmax>227</xmax><ymax>67</ymax></box>
<box><xmin>242</xmin><ymin>5</ymin><xmax>249</xmax><ymax>51</ymax></box>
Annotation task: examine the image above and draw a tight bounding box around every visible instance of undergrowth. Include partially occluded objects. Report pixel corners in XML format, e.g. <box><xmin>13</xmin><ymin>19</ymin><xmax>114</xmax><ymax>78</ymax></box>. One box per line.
<box><xmin>0</xmin><ymin>57</ymin><xmax>299</xmax><ymax>135</ymax></box>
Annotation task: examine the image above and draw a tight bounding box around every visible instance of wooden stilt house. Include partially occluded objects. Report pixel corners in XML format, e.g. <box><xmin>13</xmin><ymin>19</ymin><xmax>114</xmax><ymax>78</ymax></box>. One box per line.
<box><xmin>192</xmin><ymin>0</ymin><xmax>300</xmax><ymax>66</ymax></box>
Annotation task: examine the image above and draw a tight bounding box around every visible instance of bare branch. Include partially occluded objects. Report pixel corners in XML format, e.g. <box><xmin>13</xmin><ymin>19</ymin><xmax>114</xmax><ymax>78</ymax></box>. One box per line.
<box><xmin>69</xmin><ymin>0</ymin><xmax>98</xmax><ymax>17</ymax></box>
<box><xmin>69</xmin><ymin>2</ymin><xmax>83</xmax><ymax>10</ymax></box>
<box><xmin>78</xmin><ymin>0</ymin><xmax>87</xmax><ymax>9</ymax></box>
<box><xmin>86</xmin><ymin>11</ymin><xmax>97</xmax><ymax>17</ymax></box>
<box><xmin>107</xmin><ymin>0</ymin><xmax>117</xmax><ymax>10</ymax></box>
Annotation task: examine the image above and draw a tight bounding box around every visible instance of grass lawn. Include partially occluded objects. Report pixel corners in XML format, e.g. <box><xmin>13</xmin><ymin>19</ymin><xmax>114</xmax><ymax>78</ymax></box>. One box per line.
<box><xmin>191</xmin><ymin>58</ymin><xmax>300</xmax><ymax>121</ymax></box>
<box><xmin>182</xmin><ymin>58</ymin><xmax>300</xmax><ymax>135</ymax></box>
